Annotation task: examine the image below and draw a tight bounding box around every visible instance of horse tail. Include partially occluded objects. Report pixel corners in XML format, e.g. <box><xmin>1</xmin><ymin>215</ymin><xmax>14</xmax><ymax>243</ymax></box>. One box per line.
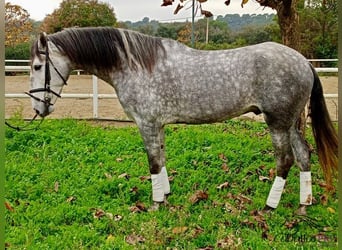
<box><xmin>309</xmin><ymin>64</ymin><xmax>338</xmax><ymax>191</ymax></box>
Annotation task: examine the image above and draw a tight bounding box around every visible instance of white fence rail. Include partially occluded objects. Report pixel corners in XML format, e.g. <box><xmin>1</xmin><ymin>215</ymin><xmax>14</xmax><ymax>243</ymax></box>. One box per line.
<box><xmin>5</xmin><ymin>59</ymin><xmax>338</xmax><ymax>119</ymax></box>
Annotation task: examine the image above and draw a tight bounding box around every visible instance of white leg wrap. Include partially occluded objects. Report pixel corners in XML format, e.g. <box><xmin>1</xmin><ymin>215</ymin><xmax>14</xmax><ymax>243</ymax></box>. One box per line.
<box><xmin>300</xmin><ymin>171</ymin><xmax>312</xmax><ymax>205</ymax></box>
<box><xmin>266</xmin><ymin>176</ymin><xmax>286</xmax><ymax>208</ymax></box>
<box><xmin>151</xmin><ymin>167</ymin><xmax>170</xmax><ymax>202</ymax></box>
<box><xmin>160</xmin><ymin>166</ymin><xmax>170</xmax><ymax>195</ymax></box>
<box><xmin>151</xmin><ymin>174</ymin><xmax>164</xmax><ymax>202</ymax></box>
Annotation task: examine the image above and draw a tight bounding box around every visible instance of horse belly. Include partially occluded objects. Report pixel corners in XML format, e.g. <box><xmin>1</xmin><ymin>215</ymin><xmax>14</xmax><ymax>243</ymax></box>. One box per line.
<box><xmin>169</xmin><ymin>83</ymin><xmax>255</xmax><ymax>124</ymax></box>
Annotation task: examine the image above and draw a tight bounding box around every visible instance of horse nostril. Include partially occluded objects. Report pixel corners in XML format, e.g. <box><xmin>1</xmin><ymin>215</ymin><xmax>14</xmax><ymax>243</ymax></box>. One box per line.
<box><xmin>34</xmin><ymin>108</ymin><xmax>40</xmax><ymax>115</ymax></box>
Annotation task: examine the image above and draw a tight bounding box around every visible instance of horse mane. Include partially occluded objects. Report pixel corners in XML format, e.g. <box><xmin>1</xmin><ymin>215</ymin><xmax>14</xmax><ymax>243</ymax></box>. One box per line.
<box><xmin>32</xmin><ymin>27</ymin><xmax>166</xmax><ymax>73</ymax></box>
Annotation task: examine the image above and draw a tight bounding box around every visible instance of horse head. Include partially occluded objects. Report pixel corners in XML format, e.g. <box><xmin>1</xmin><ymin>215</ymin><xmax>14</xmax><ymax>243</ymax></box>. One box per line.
<box><xmin>29</xmin><ymin>32</ymin><xmax>70</xmax><ymax>117</ymax></box>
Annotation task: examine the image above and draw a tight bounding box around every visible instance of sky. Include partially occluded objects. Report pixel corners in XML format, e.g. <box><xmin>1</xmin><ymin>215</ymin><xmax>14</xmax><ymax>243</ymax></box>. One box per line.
<box><xmin>7</xmin><ymin>0</ymin><xmax>275</xmax><ymax>22</ymax></box>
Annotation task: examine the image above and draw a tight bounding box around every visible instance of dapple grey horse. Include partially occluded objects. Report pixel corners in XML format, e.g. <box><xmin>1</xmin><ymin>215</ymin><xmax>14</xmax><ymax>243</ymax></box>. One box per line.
<box><xmin>28</xmin><ymin>27</ymin><xmax>337</xmax><ymax>213</ymax></box>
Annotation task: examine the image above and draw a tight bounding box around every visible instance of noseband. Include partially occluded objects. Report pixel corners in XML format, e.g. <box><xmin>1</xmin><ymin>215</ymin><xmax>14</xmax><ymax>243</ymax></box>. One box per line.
<box><xmin>25</xmin><ymin>37</ymin><xmax>68</xmax><ymax>107</ymax></box>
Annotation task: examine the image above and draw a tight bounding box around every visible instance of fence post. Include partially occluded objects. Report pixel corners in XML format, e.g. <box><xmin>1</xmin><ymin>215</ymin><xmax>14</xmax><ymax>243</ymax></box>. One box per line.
<box><xmin>92</xmin><ymin>75</ymin><xmax>98</xmax><ymax>119</ymax></box>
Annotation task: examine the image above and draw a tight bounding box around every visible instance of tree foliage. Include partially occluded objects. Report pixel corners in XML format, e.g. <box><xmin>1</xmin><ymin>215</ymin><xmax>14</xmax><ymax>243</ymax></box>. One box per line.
<box><xmin>161</xmin><ymin>0</ymin><xmax>300</xmax><ymax>49</ymax></box>
<box><xmin>5</xmin><ymin>3</ymin><xmax>33</xmax><ymax>47</ymax></box>
<box><xmin>40</xmin><ymin>0</ymin><xmax>117</xmax><ymax>33</ymax></box>
<box><xmin>299</xmin><ymin>0</ymin><xmax>337</xmax><ymax>61</ymax></box>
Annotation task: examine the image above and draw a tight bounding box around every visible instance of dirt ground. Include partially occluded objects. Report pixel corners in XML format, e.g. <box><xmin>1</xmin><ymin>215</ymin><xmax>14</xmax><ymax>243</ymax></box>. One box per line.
<box><xmin>5</xmin><ymin>74</ymin><xmax>338</xmax><ymax>122</ymax></box>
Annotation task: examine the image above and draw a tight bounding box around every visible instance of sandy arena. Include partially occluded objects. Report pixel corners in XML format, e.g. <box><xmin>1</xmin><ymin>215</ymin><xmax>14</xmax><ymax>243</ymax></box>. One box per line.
<box><xmin>5</xmin><ymin>74</ymin><xmax>338</xmax><ymax>123</ymax></box>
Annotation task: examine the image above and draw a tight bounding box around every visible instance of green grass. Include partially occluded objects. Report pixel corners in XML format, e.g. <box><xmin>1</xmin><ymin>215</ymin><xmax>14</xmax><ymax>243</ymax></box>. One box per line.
<box><xmin>5</xmin><ymin>119</ymin><xmax>338</xmax><ymax>249</ymax></box>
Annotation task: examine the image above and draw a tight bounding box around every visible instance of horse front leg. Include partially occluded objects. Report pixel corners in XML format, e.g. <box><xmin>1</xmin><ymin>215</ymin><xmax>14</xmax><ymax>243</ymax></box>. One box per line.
<box><xmin>263</xmin><ymin>128</ymin><xmax>295</xmax><ymax>213</ymax></box>
<box><xmin>137</xmin><ymin>122</ymin><xmax>170</xmax><ymax>210</ymax></box>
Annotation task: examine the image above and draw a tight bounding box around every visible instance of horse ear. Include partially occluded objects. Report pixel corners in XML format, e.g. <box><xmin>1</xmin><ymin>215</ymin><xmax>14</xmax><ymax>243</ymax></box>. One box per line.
<box><xmin>38</xmin><ymin>32</ymin><xmax>48</xmax><ymax>50</ymax></box>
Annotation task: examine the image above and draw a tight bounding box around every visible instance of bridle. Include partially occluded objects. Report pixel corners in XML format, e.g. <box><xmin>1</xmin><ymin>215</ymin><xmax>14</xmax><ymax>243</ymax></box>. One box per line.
<box><xmin>5</xmin><ymin>36</ymin><xmax>68</xmax><ymax>131</ymax></box>
<box><xmin>26</xmin><ymin>37</ymin><xmax>68</xmax><ymax>108</ymax></box>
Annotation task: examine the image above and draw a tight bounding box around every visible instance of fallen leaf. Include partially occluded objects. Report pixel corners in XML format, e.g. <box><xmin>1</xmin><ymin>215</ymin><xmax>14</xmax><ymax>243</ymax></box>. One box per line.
<box><xmin>198</xmin><ymin>247</ymin><xmax>214</xmax><ymax>250</ymax></box>
<box><xmin>327</xmin><ymin>207</ymin><xmax>335</xmax><ymax>213</ymax></box>
<box><xmin>217</xmin><ymin>182</ymin><xmax>230</xmax><ymax>190</ymax></box>
<box><xmin>236</xmin><ymin>194</ymin><xmax>252</xmax><ymax>204</ymax></box>
<box><xmin>320</xmin><ymin>194</ymin><xmax>328</xmax><ymax>205</ymax></box>
<box><xmin>172</xmin><ymin>226</ymin><xmax>188</xmax><ymax>234</ymax></box>
<box><xmin>104</xmin><ymin>172</ymin><xmax>113</xmax><ymax>179</ymax></box>
<box><xmin>114</xmin><ymin>214</ymin><xmax>123</xmax><ymax>221</ymax></box>
<box><xmin>250</xmin><ymin>210</ymin><xmax>269</xmax><ymax>234</ymax></box>
<box><xmin>125</xmin><ymin>234</ymin><xmax>145</xmax><ymax>245</ymax></box>
<box><xmin>224</xmin><ymin>202</ymin><xmax>238</xmax><ymax>214</ymax></box>
<box><xmin>190</xmin><ymin>190</ymin><xmax>209</xmax><ymax>204</ymax></box>
<box><xmin>5</xmin><ymin>202</ymin><xmax>14</xmax><ymax>212</ymax></box>
<box><xmin>130</xmin><ymin>186</ymin><xmax>139</xmax><ymax>194</ymax></box>
<box><xmin>318</xmin><ymin>182</ymin><xmax>328</xmax><ymax>188</ymax></box>
<box><xmin>259</xmin><ymin>176</ymin><xmax>270</xmax><ymax>182</ymax></box>
<box><xmin>170</xmin><ymin>169</ymin><xmax>178</xmax><ymax>175</ymax></box>
<box><xmin>323</xmin><ymin>226</ymin><xmax>333</xmax><ymax>232</ymax></box>
<box><xmin>92</xmin><ymin>208</ymin><xmax>106</xmax><ymax>219</ymax></box>
<box><xmin>139</xmin><ymin>175</ymin><xmax>151</xmax><ymax>181</ymax></box>
<box><xmin>54</xmin><ymin>181</ymin><xmax>59</xmax><ymax>192</ymax></box>
<box><xmin>192</xmin><ymin>225</ymin><xmax>204</xmax><ymax>238</ymax></box>
<box><xmin>262</xmin><ymin>230</ymin><xmax>273</xmax><ymax>241</ymax></box>
<box><xmin>315</xmin><ymin>232</ymin><xmax>330</xmax><ymax>242</ymax></box>
<box><xmin>217</xmin><ymin>234</ymin><xmax>242</xmax><ymax>248</ymax></box>
<box><xmin>129</xmin><ymin>201</ymin><xmax>147</xmax><ymax>213</ymax></box>
<box><xmin>226</xmin><ymin>192</ymin><xmax>235</xmax><ymax>200</ymax></box>
<box><xmin>218</xmin><ymin>153</ymin><xmax>227</xmax><ymax>162</ymax></box>
<box><xmin>268</xmin><ymin>168</ymin><xmax>276</xmax><ymax>179</ymax></box>
<box><xmin>241</xmin><ymin>218</ymin><xmax>255</xmax><ymax>228</ymax></box>
<box><xmin>91</xmin><ymin>208</ymin><xmax>116</xmax><ymax>220</ymax></box>
<box><xmin>135</xmin><ymin>201</ymin><xmax>147</xmax><ymax>211</ymax></box>
<box><xmin>221</xmin><ymin>162</ymin><xmax>229</xmax><ymax>172</ymax></box>
<box><xmin>118</xmin><ymin>173</ymin><xmax>130</xmax><ymax>180</ymax></box>
<box><xmin>285</xmin><ymin>219</ymin><xmax>300</xmax><ymax>229</ymax></box>
<box><xmin>106</xmin><ymin>234</ymin><xmax>115</xmax><ymax>244</ymax></box>
<box><xmin>66</xmin><ymin>196</ymin><xmax>76</xmax><ymax>203</ymax></box>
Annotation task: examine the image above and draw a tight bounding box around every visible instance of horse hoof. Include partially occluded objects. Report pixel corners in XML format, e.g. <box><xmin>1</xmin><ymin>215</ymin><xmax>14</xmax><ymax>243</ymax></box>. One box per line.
<box><xmin>261</xmin><ymin>205</ymin><xmax>274</xmax><ymax>215</ymax></box>
<box><xmin>148</xmin><ymin>202</ymin><xmax>161</xmax><ymax>211</ymax></box>
<box><xmin>295</xmin><ymin>205</ymin><xmax>307</xmax><ymax>216</ymax></box>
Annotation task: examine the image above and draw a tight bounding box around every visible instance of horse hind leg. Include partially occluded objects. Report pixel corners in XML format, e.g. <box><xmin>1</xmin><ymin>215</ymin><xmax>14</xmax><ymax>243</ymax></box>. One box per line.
<box><xmin>264</xmin><ymin>127</ymin><xmax>295</xmax><ymax>211</ymax></box>
<box><xmin>289</xmin><ymin>125</ymin><xmax>312</xmax><ymax>215</ymax></box>
<box><xmin>137</xmin><ymin>122</ymin><xmax>170</xmax><ymax>210</ymax></box>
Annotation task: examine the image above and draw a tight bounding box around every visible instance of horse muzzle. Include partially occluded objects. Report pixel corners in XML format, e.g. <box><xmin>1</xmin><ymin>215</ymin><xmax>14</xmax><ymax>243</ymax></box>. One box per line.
<box><xmin>26</xmin><ymin>89</ymin><xmax>59</xmax><ymax>117</ymax></box>
<box><xmin>34</xmin><ymin>101</ymin><xmax>55</xmax><ymax>117</ymax></box>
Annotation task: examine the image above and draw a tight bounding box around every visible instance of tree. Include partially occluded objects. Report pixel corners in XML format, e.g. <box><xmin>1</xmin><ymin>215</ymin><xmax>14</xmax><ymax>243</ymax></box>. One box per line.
<box><xmin>156</xmin><ymin>23</ymin><xmax>185</xmax><ymax>40</ymax></box>
<box><xmin>41</xmin><ymin>0</ymin><xmax>117</xmax><ymax>33</ymax></box>
<box><xmin>161</xmin><ymin>0</ymin><xmax>301</xmax><ymax>49</ymax></box>
<box><xmin>255</xmin><ymin>0</ymin><xmax>301</xmax><ymax>50</ymax></box>
<box><xmin>5</xmin><ymin>2</ymin><xmax>33</xmax><ymax>47</ymax></box>
<box><xmin>299</xmin><ymin>0</ymin><xmax>337</xmax><ymax>64</ymax></box>
<box><xmin>195</xmin><ymin>19</ymin><xmax>231</xmax><ymax>44</ymax></box>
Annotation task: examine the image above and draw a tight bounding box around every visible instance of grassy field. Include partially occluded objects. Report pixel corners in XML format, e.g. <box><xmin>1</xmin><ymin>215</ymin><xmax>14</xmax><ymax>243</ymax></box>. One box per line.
<box><xmin>5</xmin><ymin>119</ymin><xmax>338</xmax><ymax>249</ymax></box>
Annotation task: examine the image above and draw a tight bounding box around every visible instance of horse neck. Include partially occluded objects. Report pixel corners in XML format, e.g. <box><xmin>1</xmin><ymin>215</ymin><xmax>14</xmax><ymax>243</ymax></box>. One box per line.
<box><xmin>69</xmin><ymin>62</ymin><xmax>116</xmax><ymax>87</ymax></box>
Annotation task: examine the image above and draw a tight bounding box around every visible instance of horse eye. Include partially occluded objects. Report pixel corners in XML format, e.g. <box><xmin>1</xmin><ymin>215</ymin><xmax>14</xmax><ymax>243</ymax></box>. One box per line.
<box><xmin>34</xmin><ymin>65</ymin><xmax>42</xmax><ymax>71</ymax></box>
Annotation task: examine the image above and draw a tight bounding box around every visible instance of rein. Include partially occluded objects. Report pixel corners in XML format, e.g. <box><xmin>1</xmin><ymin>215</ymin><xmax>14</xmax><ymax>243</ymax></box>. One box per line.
<box><xmin>5</xmin><ymin>36</ymin><xmax>67</xmax><ymax>132</ymax></box>
<box><xmin>5</xmin><ymin>114</ymin><xmax>43</xmax><ymax>131</ymax></box>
